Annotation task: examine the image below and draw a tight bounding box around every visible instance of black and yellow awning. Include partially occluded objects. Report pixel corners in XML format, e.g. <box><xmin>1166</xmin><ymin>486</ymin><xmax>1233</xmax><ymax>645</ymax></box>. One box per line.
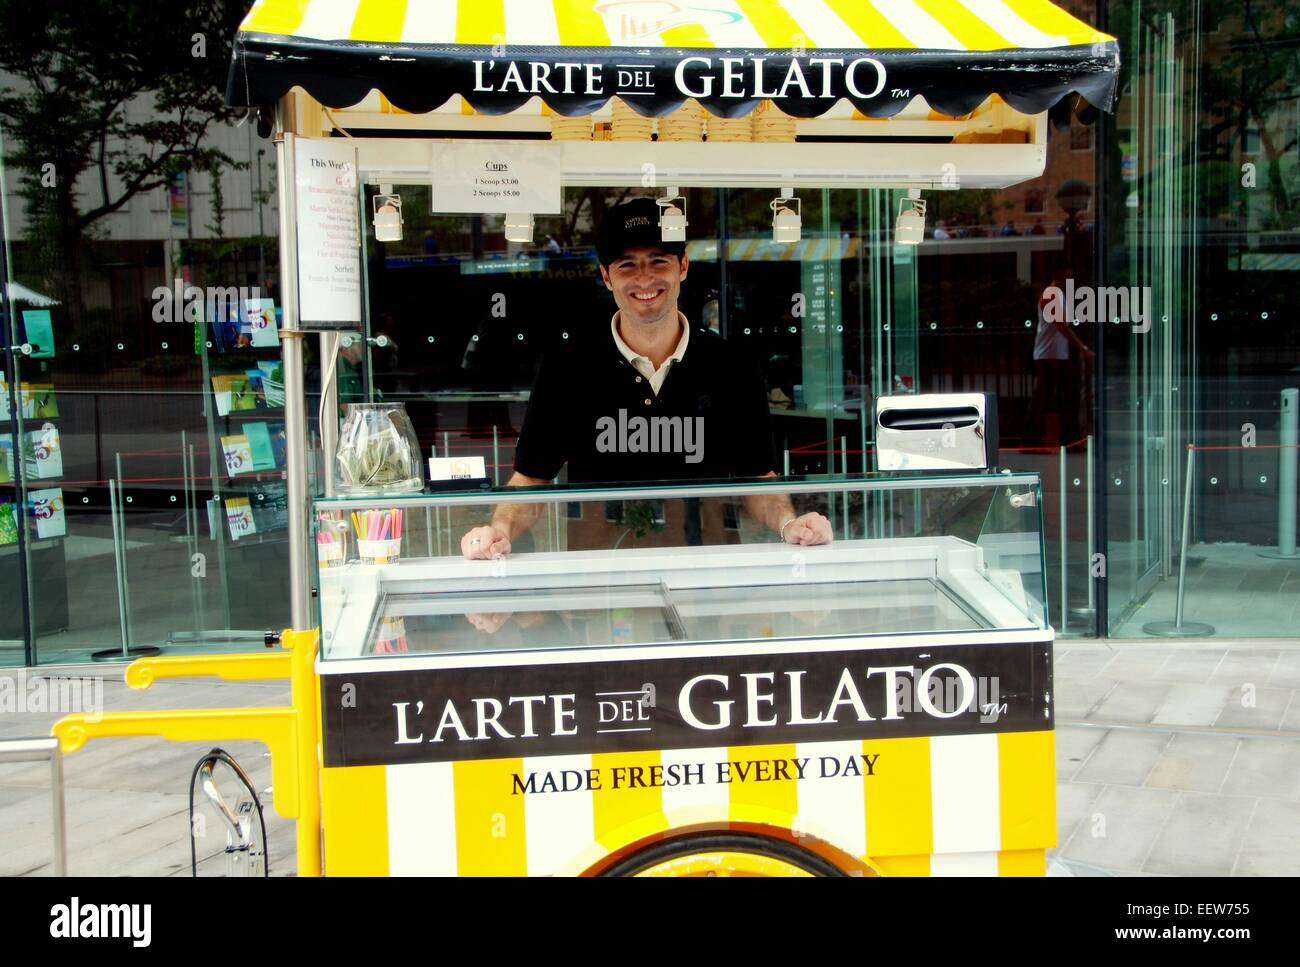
<box><xmin>228</xmin><ymin>0</ymin><xmax>1119</xmax><ymax>119</ymax></box>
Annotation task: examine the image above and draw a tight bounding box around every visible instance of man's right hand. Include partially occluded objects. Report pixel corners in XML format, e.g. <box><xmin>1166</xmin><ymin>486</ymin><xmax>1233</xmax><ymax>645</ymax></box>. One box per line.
<box><xmin>461</xmin><ymin>524</ymin><xmax>511</xmax><ymax>560</ymax></box>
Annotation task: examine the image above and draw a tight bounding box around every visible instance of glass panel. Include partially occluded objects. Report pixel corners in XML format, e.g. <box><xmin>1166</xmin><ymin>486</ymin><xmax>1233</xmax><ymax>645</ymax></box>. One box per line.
<box><xmin>313</xmin><ymin>474</ymin><xmax>1047</xmax><ymax>661</ymax></box>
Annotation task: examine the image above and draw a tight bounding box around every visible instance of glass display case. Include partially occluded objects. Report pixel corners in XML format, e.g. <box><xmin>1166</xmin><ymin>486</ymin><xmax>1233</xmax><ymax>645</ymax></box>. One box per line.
<box><xmin>312</xmin><ymin>472</ymin><xmax>1048</xmax><ymax>662</ymax></box>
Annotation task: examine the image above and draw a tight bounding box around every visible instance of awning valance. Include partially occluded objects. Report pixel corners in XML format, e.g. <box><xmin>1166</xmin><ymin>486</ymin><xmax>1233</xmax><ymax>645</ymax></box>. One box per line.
<box><xmin>227</xmin><ymin>0</ymin><xmax>1120</xmax><ymax>120</ymax></box>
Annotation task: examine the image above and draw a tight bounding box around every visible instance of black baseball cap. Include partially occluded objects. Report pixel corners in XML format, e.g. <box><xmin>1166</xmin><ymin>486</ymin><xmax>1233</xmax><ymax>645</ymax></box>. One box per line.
<box><xmin>596</xmin><ymin>197</ymin><xmax>686</xmax><ymax>267</ymax></box>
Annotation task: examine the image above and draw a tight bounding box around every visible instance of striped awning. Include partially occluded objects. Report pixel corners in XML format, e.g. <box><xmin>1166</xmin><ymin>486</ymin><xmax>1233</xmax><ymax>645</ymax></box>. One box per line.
<box><xmin>228</xmin><ymin>0</ymin><xmax>1120</xmax><ymax>120</ymax></box>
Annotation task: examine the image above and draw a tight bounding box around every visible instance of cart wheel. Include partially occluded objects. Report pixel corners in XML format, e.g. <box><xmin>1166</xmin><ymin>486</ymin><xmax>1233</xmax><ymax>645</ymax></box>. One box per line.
<box><xmin>599</xmin><ymin>832</ymin><xmax>849</xmax><ymax>877</ymax></box>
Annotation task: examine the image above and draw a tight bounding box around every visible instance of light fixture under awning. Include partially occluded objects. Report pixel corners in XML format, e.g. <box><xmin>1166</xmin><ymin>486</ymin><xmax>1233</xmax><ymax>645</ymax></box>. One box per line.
<box><xmin>226</xmin><ymin>0</ymin><xmax>1120</xmax><ymax>120</ymax></box>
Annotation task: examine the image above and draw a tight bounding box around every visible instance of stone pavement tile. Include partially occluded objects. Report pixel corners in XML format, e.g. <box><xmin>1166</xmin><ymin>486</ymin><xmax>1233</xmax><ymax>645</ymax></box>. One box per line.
<box><xmin>1056</xmin><ymin>725</ymin><xmax>1107</xmax><ymax>780</ymax></box>
<box><xmin>0</xmin><ymin>786</ymin><xmax>187</xmax><ymax>876</ymax></box>
<box><xmin>1222</xmin><ymin>737</ymin><xmax>1300</xmax><ymax>800</ymax></box>
<box><xmin>1144</xmin><ymin>733</ymin><xmax>1240</xmax><ymax>794</ymax></box>
<box><xmin>1210</xmin><ymin>650</ymin><xmax>1283</xmax><ymax>687</ymax></box>
<box><xmin>1156</xmin><ymin>648</ymin><xmax>1227</xmax><ymax>684</ymax></box>
<box><xmin>1091</xmin><ymin>682</ymin><xmax>1172</xmax><ymax>724</ymax></box>
<box><xmin>1152</xmin><ymin>683</ymin><xmax>1234</xmax><ymax>727</ymax></box>
<box><xmin>1055</xmin><ymin>645</ymin><xmax>1118</xmax><ymax>677</ymax></box>
<box><xmin>1101</xmin><ymin>649</ymin><xmax>1177</xmax><ymax>682</ymax></box>
<box><xmin>1282</xmin><ymin>694</ymin><xmax>1300</xmax><ymax>733</ymax></box>
<box><xmin>1143</xmin><ymin>793</ymin><xmax>1255</xmax><ymax>876</ymax></box>
<box><xmin>1075</xmin><ymin>730</ymin><xmax>1171</xmax><ymax>786</ymax></box>
<box><xmin>1234</xmin><ymin>799</ymin><xmax>1300</xmax><ymax>876</ymax></box>
<box><xmin>1214</xmin><ymin>686</ymin><xmax>1292</xmax><ymax>731</ymax></box>
<box><xmin>1268</xmin><ymin>651</ymin><xmax>1300</xmax><ymax>689</ymax></box>
<box><xmin>1055</xmin><ymin>677</ymin><xmax>1117</xmax><ymax>720</ymax></box>
<box><xmin>1059</xmin><ymin>784</ymin><xmax>1179</xmax><ymax>873</ymax></box>
<box><xmin>1056</xmin><ymin>780</ymin><xmax>1104</xmax><ymax>847</ymax></box>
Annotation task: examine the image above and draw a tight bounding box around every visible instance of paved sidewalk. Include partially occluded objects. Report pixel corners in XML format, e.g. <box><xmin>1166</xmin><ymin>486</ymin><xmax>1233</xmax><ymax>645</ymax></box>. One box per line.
<box><xmin>2</xmin><ymin>638</ymin><xmax>1298</xmax><ymax>877</ymax></box>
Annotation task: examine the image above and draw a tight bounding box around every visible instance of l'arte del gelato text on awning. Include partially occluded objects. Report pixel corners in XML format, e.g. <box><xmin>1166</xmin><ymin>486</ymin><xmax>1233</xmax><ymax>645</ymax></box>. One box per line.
<box><xmin>227</xmin><ymin>0</ymin><xmax>1120</xmax><ymax>120</ymax></box>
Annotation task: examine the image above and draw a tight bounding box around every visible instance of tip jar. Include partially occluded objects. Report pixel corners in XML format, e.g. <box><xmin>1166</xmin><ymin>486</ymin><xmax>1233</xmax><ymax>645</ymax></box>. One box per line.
<box><xmin>335</xmin><ymin>403</ymin><xmax>423</xmax><ymax>495</ymax></box>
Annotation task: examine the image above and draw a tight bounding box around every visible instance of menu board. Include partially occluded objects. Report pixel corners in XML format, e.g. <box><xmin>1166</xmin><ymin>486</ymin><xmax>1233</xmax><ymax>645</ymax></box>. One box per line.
<box><xmin>294</xmin><ymin>137</ymin><xmax>361</xmax><ymax>328</ymax></box>
<box><xmin>431</xmin><ymin>142</ymin><xmax>562</xmax><ymax>215</ymax></box>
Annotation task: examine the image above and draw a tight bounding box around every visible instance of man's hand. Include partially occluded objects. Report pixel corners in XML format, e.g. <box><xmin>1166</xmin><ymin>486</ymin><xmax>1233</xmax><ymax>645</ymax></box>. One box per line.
<box><xmin>781</xmin><ymin>512</ymin><xmax>833</xmax><ymax>546</ymax></box>
<box><xmin>461</xmin><ymin>524</ymin><xmax>511</xmax><ymax>560</ymax></box>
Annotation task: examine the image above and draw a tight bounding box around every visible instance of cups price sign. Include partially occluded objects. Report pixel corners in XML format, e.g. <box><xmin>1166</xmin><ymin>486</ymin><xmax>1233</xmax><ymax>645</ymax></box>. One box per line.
<box><xmin>431</xmin><ymin>142</ymin><xmax>562</xmax><ymax>215</ymax></box>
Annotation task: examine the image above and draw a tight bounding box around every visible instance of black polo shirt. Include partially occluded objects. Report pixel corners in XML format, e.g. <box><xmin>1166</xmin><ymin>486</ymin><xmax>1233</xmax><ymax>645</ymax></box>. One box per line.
<box><xmin>514</xmin><ymin>320</ymin><xmax>775</xmax><ymax>484</ymax></box>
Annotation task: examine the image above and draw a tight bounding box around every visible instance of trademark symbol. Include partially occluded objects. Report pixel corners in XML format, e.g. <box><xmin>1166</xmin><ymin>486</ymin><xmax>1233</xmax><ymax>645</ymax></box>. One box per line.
<box><xmin>891</xmin><ymin>88</ymin><xmax>910</xmax><ymax>98</ymax></box>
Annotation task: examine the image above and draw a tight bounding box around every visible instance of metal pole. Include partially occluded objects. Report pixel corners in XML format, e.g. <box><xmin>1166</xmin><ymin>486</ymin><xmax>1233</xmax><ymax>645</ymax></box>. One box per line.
<box><xmin>492</xmin><ymin>424</ymin><xmax>500</xmax><ymax>486</ymax></box>
<box><xmin>189</xmin><ymin>442</ymin><xmax>206</xmax><ymax>639</ymax></box>
<box><xmin>783</xmin><ymin>448</ymin><xmax>790</xmax><ymax>476</ymax></box>
<box><xmin>1086</xmin><ymin>433</ymin><xmax>1096</xmax><ymax>611</ymax></box>
<box><xmin>50</xmin><ymin>746</ymin><xmax>66</xmax><ymax>875</ymax></box>
<box><xmin>840</xmin><ymin>434</ymin><xmax>849</xmax><ymax>538</ymax></box>
<box><xmin>182</xmin><ymin>431</ymin><xmax>200</xmax><ymax>643</ymax></box>
<box><xmin>116</xmin><ymin>453</ymin><xmax>137</xmax><ymax>647</ymax></box>
<box><xmin>320</xmin><ymin>331</ymin><xmax>339</xmax><ymax>497</ymax></box>
<box><xmin>1261</xmin><ymin>388</ymin><xmax>1298</xmax><ymax>559</ymax></box>
<box><xmin>1144</xmin><ymin>445</ymin><xmax>1214</xmax><ymax>636</ymax></box>
<box><xmin>109</xmin><ymin>479</ymin><xmax>129</xmax><ymax>655</ymax></box>
<box><xmin>1058</xmin><ymin>445</ymin><xmax>1068</xmax><ymax>634</ymax></box>
<box><xmin>276</xmin><ymin>122</ymin><xmax>312</xmax><ymax>630</ymax></box>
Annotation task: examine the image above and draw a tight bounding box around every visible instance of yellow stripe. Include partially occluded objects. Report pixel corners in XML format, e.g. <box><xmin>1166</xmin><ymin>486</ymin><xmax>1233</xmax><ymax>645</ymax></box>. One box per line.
<box><xmin>552</xmin><ymin>0</ymin><xmax>611</xmax><ymax>46</ymax></box>
<box><xmin>453</xmin><ymin>757</ymin><xmax>527</xmax><ymax>875</ymax></box>
<box><xmin>824</xmin><ymin>0</ymin><xmax>915</xmax><ymax>48</ymax></box>
<box><xmin>997</xmin><ymin>730</ymin><xmax>1056</xmax><ymax>850</ymax></box>
<box><xmin>734</xmin><ymin>0</ymin><xmax>810</xmax><ymax>50</ymax></box>
<box><xmin>727</xmin><ymin>743</ymin><xmax>798</xmax><ymax>823</ymax></box>
<box><xmin>1002</xmin><ymin>0</ymin><xmax>1114</xmax><ymax>45</ymax></box>
<box><xmin>349</xmin><ymin>0</ymin><xmax>407</xmax><ymax>42</ymax></box>
<box><xmin>998</xmin><ymin>848</ymin><xmax>1047</xmax><ymax>876</ymax></box>
<box><xmin>874</xmin><ymin>853</ymin><xmax>931</xmax><ymax>876</ymax></box>
<box><xmin>455</xmin><ymin>0</ymin><xmax>506</xmax><ymax>46</ymax></box>
<box><xmin>913</xmin><ymin>0</ymin><xmax>1013</xmax><ymax>51</ymax></box>
<box><xmin>863</xmin><ymin>736</ymin><xmax>932</xmax><ymax>856</ymax></box>
<box><xmin>320</xmin><ymin>766</ymin><xmax>389</xmax><ymax>875</ymax></box>
<box><xmin>660</xmin><ymin>23</ymin><xmax>714</xmax><ymax>48</ymax></box>
<box><xmin>241</xmin><ymin>0</ymin><xmax>311</xmax><ymax>35</ymax></box>
<box><xmin>591</xmin><ymin>750</ymin><xmax>666</xmax><ymax>848</ymax></box>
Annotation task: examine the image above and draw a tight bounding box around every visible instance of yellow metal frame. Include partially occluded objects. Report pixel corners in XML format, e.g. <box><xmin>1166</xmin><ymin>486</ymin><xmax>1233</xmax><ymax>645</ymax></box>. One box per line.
<box><xmin>52</xmin><ymin>629</ymin><xmax>324</xmax><ymax>877</ymax></box>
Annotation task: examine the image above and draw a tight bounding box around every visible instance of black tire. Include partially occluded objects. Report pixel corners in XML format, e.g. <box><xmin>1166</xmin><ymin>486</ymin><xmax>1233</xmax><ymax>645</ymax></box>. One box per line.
<box><xmin>598</xmin><ymin>831</ymin><xmax>850</xmax><ymax>877</ymax></box>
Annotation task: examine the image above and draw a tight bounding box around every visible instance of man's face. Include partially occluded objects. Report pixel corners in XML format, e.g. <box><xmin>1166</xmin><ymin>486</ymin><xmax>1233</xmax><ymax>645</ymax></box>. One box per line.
<box><xmin>600</xmin><ymin>246</ymin><xmax>688</xmax><ymax>327</ymax></box>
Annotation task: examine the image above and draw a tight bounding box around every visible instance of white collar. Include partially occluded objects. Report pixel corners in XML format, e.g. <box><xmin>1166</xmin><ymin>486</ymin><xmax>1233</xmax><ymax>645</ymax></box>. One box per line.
<box><xmin>610</xmin><ymin>310</ymin><xmax>690</xmax><ymax>367</ymax></box>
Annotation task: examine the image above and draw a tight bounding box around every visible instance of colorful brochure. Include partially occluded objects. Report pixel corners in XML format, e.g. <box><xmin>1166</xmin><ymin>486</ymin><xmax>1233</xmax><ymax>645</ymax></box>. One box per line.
<box><xmin>225</xmin><ymin>496</ymin><xmax>256</xmax><ymax>540</ymax></box>
<box><xmin>212</xmin><ymin>374</ymin><xmax>256</xmax><ymax>416</ymax></box>
<box><xmin>19</xmin><ymin>383</ymin><xmax>59</xmax><ymax>419</ymax></box>
<box><xmin>24</xmin><ymin>424</ymin><xmax>63</xmax><ymax>479</ymax></box>
<box><xmin>221</xmin><ymin>434</ymin><xmax>253</xmax><ymax>476</ymax></box>
<box><xmin>0</xmin><ymin>438</ymin><xmax>13</xmax><ymax>483</ymax></box>
<box><xmin>243</xmin><ymin>422</ymin><xmax>277</xmax><ymax>471</ymax></box>
<box><xmin>28</xmin><ymin>487</ymin><xmax>65</xmax><ymax>539</ymax></box>
<box><xmin>0</xmin><ymin>501</ymin><xmax>17</xmax><ymax>546</ymax></box>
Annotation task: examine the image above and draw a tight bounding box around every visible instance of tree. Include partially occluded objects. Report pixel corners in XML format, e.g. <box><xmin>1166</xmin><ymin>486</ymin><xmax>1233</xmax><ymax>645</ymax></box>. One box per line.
<box><xmin>0</xmin><ymin>0</ymin><xmax>248</xmax><ymax>322</ymax></box>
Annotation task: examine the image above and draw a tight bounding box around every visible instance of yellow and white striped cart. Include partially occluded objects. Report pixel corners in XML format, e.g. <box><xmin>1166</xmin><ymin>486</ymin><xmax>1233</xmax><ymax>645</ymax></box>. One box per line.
<box><xmin>313</xmin><ymin>474</ymin><xmax>1054</xmax><ymax>877</ymax></box>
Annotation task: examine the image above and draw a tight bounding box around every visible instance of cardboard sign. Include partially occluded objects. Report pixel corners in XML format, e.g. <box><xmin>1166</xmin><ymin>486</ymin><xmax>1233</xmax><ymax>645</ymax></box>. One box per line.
<box><xmin>295</xmin><ymin>137</ymin><xmax>362</xmax><ymax>327</ymax></box>
<box><xmin>431</xmin><ymin>142</ymin><xmax>561</xmax><ymax>215</ymax></box>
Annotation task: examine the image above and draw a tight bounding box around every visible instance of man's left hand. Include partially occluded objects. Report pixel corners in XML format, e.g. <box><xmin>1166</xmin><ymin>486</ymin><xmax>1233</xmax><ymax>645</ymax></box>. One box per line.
<box><xmin>782</xmin><ymin>512</ymin><xmax>833</xmax><ymax>546</ymax></box>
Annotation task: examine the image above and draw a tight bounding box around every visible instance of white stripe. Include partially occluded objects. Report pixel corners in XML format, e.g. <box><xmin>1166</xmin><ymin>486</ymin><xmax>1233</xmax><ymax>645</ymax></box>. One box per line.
<box><xmin>400</xmin><ymin>0</ymin><xmax>457</xmax><ymax>44</ymax></box>
<box><xmin>522</xmin><ymin>753</ymin><xmax>595</xmax><ymax>875</ymax></box>
<box><xmin>504</xmin><ymin>0</ymin><xmax>561</xmax><ymax>46</ymax></box>
<box><xmin>386</xmin><ymin>761</ymin><xmax>458</xmax><ymax>875</ymax></box>
<box><xmin>930</xmin><ymin>849</ymin><xmax>1000</xmax><ymax>876</ymax></box>
<box><xmin>930</xmin><ymin>733</ymin><xmax>1000</xmax><ymax>853</ymax></box>
<box><xmin>868</xmin><ymin>0</ymin><xmax>963</xmax><ymax>49</ymax></box>
<box><xmin>794</xmin><ymin>741</ymin><xmax>867</xmax><ymax>857</ymax></box>
<box><xmin>959</xmin><ymin>0</ymin><xmax>1071</xmax><ymax>48</ymax></box>
<box><xmin>696</xmin><ymin>1</ymin><xmax>768</xmax><ymax>49</ymax></box>
<box><xmin>661</xmin><ymin>746</ymin><xmax>731</xmax><ymax>824</ymax></box>
<box><xmin>296</xmin><ymin>0</ymin><xmax>362</xmax><ymax>41</ymax></box>
<box><xmin>781</xmin><ymin>0</ymin><xmax>864</xmax><ymax>49</ymax></box>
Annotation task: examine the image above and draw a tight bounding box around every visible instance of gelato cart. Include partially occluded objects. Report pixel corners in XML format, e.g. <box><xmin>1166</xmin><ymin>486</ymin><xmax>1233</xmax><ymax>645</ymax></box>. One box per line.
<box><xmin>52</xmin><ymin>0</ymin><xmax>1119</xmax><ymax>876</ymax></box>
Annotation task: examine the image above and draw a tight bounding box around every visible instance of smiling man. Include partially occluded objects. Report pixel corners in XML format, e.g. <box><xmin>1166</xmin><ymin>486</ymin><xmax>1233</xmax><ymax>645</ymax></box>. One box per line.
<box><xmin>461</xmin><ymin>197</ymin><xmax>831</xmax><ymax>559</ymax></box>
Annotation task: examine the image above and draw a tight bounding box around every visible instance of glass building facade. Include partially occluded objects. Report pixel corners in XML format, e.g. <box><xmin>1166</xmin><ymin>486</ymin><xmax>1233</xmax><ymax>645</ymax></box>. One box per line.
<box><xmin>2</xmin><ymin>1</ymin><xmax>1298</xmax><ymax>666</ymax></box>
